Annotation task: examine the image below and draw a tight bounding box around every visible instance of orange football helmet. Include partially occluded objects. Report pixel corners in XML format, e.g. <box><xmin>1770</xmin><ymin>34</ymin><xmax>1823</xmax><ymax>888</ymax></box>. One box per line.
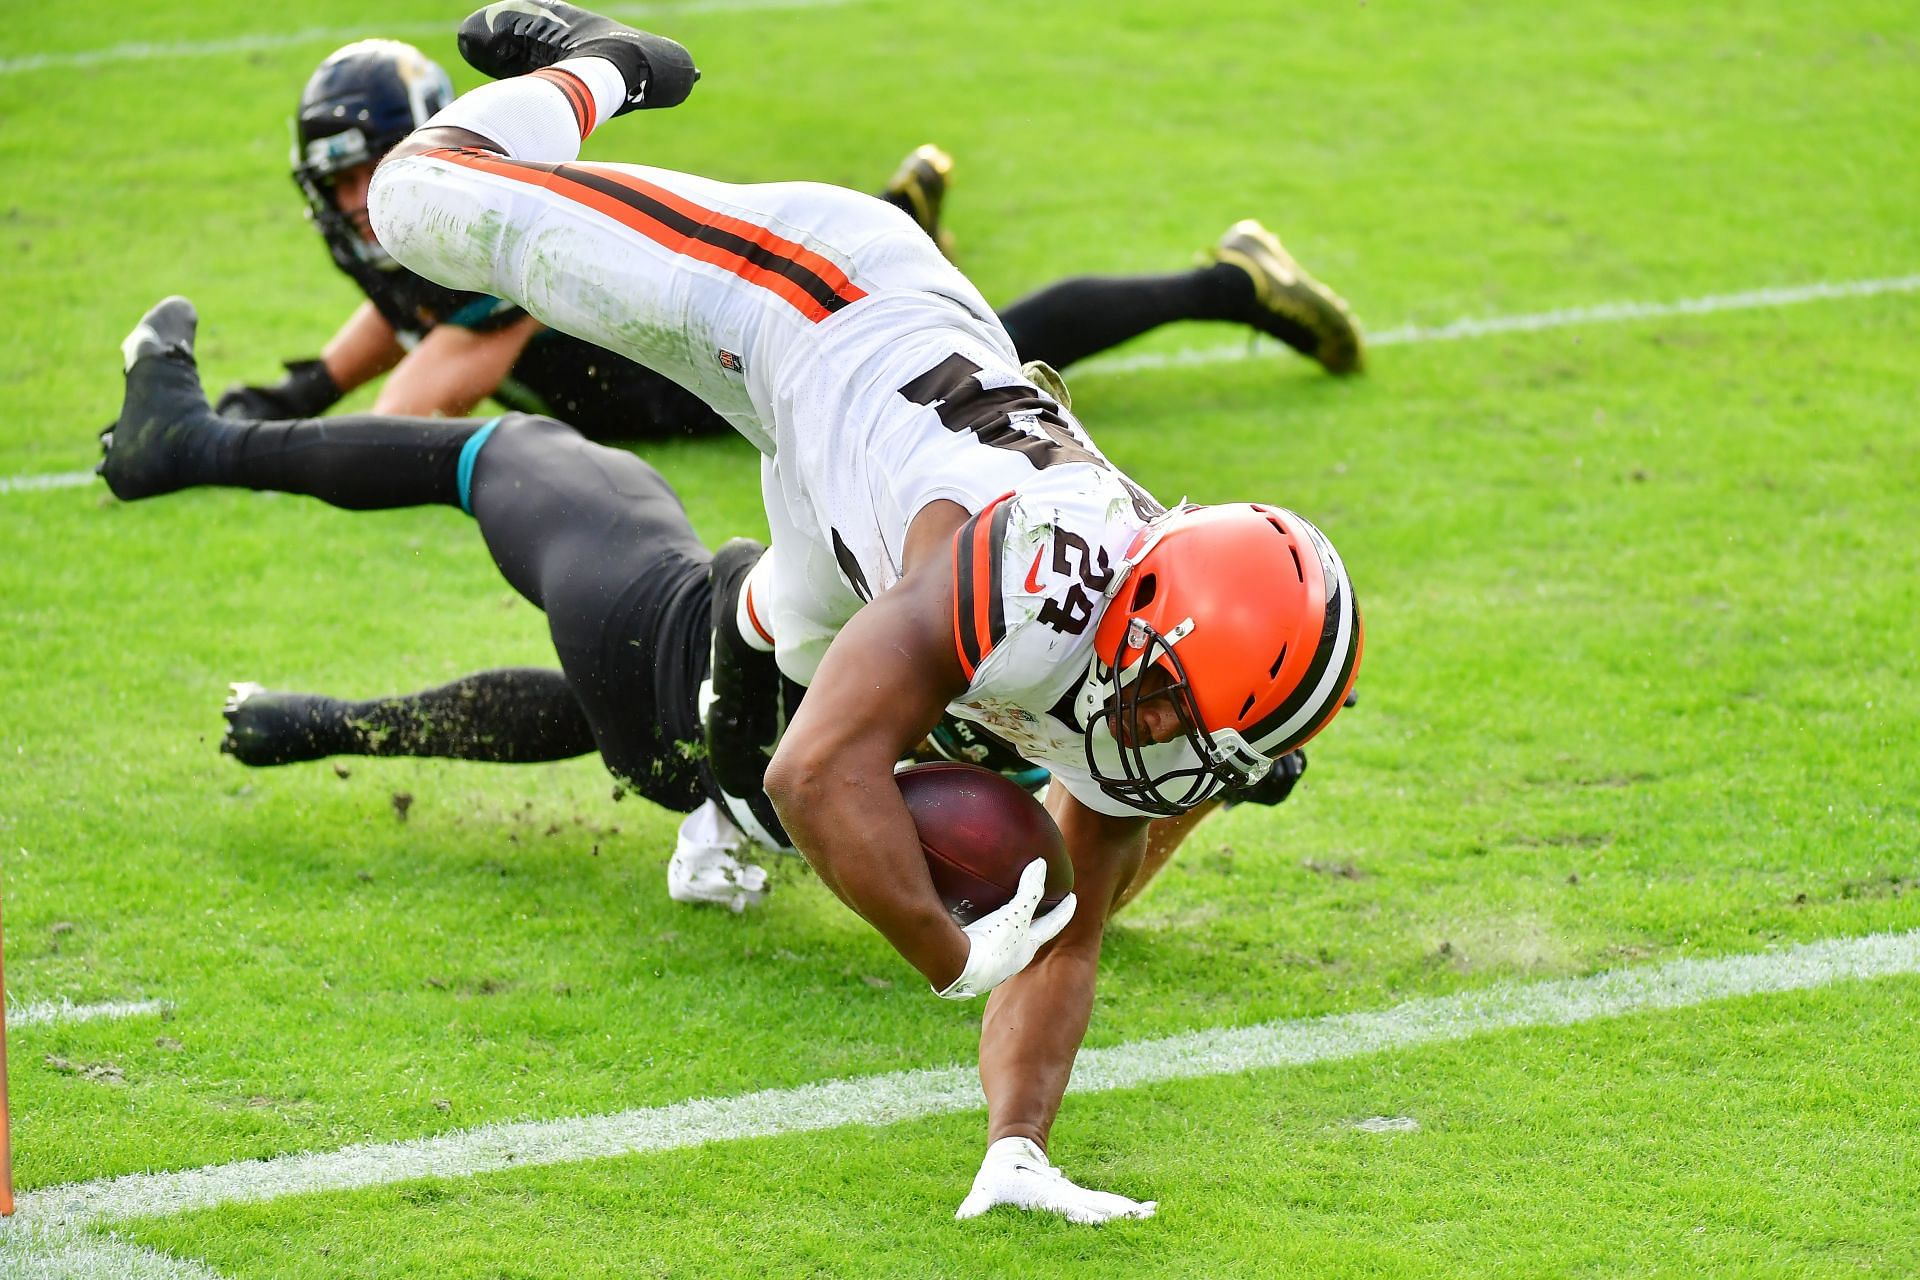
<box><xmin>1073</xmin><ymin>503</ymin><xmax>1362</xmax><ymax>814</ymax></box>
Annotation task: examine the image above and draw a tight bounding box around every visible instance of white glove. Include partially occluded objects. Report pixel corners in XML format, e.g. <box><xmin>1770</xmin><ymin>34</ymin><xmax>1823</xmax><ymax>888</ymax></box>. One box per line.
<box><xmin>956</xmin><ymin>1137</ymin><xmax>1157</xmax><ymax>1224</ymax></box>
<box><xmin>667</xmin><ymin>801</ymin><xmax>769</xmax><ymax>913</ymax></box>
<box><xmin>935</xmin><ymin>859</ymin><xmax>1076</xmax><ymax>999</ymax></box>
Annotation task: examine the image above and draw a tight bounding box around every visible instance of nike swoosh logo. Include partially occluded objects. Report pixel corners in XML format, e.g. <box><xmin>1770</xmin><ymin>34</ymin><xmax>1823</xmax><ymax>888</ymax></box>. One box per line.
<box><xmin>1023</xmin><ymin>546</ymin><xmax>1046</xmax><ymax>594</ymax></box>
<box><xmin>482</xmin><ymin>0</ymin><xmax>556</xmax><ymax>32</ymax></box>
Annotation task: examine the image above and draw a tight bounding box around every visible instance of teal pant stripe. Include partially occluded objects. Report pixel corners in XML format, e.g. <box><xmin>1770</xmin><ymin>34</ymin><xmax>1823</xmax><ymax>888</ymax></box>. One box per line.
<box><xmin>456</xmin><ymin>417</ymin><xmax>504</xmax><ymax>516</ymax></box>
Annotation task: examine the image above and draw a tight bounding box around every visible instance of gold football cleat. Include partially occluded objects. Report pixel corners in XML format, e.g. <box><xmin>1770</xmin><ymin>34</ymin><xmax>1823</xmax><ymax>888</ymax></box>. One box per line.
<box><xmin>886</xmin><ymin>143</ymin><xmax>956</xmax><ymax>260</ymax></box>
<box><xmin>1212</xmin><ymin>218</ymin><xmax>1364</xmax><ymax>375</ymax></box>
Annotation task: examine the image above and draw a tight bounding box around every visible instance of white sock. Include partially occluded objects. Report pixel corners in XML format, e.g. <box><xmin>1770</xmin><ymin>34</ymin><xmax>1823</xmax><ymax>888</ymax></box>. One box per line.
<box><xmin>736</xmin><ymin>555</ymin><xmax>776</xmax><ymax>653</ymax></box>
<box><xmin>419</xmin><ymin>56</ymin><xmax>628</xmax><ymax>161</ymax></box>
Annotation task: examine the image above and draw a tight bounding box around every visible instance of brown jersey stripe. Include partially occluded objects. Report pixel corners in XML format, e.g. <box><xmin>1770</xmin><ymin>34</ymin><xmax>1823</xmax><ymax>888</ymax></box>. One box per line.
<box><xmin>951</xmin><ymin>492</ymin><xmax>1013</xmax><ymax>681</ymax></box>
<box><xmin>429</xmin><ymin>149</ymin><xmax>866</xmax><ymax>322</ymax></box>
<box><xmin>530</xmin><ymin>68</ymin><xmax>597</xmax><ymax>137</ymax></box>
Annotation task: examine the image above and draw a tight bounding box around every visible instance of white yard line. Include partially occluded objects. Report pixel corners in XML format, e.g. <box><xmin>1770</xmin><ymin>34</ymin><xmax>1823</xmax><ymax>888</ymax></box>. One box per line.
<box><xmin>7</xmin><ymin>270</ymin><xmax>1914</xmax><ymax>501</ymax></box>
<box><xmin>0</xmin><ymin>469</ymin><xmax>96</xmax><ymax>496</ymax></box>
<box><xmin>14</xmin><ymin>927</ymin><xmax>1917</xmax><ymax>1232</ymax></box>
<box><xmin>7</xmin><ymin>999</ymin><xmax>171</xmax><ymax>1030</ymax></box>
<box><xmin>1075</xmin><ymin>272</ymin><xmax>1920</xmax><ymax>377</ymax></box>
<box><xmin>0</xmin><ymin>0</ymin><xmax>860</xmax><ymax>76</ymax></box>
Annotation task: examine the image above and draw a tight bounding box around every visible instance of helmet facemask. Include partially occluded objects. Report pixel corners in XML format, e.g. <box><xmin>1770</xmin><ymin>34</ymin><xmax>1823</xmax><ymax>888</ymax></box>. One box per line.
<box><xmin>1077</xmin><ymin>616</ymin><xmax>1264</xmax><ymax>818</ymax></box>
<box><xmin>1073</xmin><ymin>501</ymin><xmax>1361</xmax><ymax>817</ymax></box>
<box><xmin>292</xmin><ymin>126</ymin><xmax>391</xmax><ymax>268</ymax></box>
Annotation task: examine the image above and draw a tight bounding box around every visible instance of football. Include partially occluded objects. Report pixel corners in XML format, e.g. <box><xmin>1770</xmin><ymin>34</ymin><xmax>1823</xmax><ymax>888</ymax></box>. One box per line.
<box><xmin>895</xmin><ymin>761</ymin><xmax>1074</xmax><ymax>925</ymax></box>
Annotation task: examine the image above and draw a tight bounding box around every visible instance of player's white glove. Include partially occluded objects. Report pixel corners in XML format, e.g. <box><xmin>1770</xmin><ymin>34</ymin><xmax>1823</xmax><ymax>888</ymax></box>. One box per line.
<box><xmin>935</xmin><ymin>859</ymin><xmax>1075</xmax><ymax>999</ymax></box>
<box><xmin>667</xmin><ymin>800</ymin><xmax>769</xmax><ymax>913</ymax></box>
<box><xmin>955</xmin><ymin>1137</ymin><xmax>1157</xmax><ymax>1224</ymax></box>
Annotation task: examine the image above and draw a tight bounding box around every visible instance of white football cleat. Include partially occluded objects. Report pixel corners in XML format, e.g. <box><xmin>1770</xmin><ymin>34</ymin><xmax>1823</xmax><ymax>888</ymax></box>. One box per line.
<box><xmin>668</xmin><ymin>800</ymin><xmax>769</xmax><ymax>913</ymax></box>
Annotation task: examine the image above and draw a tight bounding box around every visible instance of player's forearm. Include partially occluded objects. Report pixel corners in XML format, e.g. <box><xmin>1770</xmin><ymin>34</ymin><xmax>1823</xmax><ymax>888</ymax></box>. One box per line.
<box><xmin>977</xmin><ymin>943</ymin><xmax>1101</xmax><ymax>1147</ymax></box>
<box><xmin>320</xmin><ymin>301</ymin><xmax>404</xmax><ymax>394</ymax></box>
<box><xmin>1114</xmin><ymin>797</ymin><xmax>1224</xmax><ymax>914</ymax></box>
<box><xmin>765</xmin><ymin>755</ymin><xmax>968</xmax><ymax>987</ymax></box>
<box><xmin>375</xmin><ymin>317</ymin><xmax>540</xmax><ymax>418</ymax></box>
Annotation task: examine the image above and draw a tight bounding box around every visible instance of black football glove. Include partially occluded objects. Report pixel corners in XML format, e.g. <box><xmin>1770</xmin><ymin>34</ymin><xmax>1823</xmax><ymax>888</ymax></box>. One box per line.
<box><xmin>1225</xmin><ymin>749</ymin><xmax>1307</xmax><ymax>808</ymax></box>
<box><xmin>215</xmin><ymin>358</ymin><xmax>341</xmax><ymax>421</ymax></box>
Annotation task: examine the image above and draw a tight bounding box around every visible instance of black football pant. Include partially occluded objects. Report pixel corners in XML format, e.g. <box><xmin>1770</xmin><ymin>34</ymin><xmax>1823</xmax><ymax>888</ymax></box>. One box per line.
<box><xmin>206</xmin><ymin>411</ymin><xmax>716</xmax><ymax>811</ymax></box>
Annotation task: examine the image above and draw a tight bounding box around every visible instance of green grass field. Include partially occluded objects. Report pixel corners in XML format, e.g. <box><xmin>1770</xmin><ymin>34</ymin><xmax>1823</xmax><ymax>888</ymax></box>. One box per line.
<box><xmin>4</xmin><ymin>0</ymin><xmax>1919</xmax><ymax>1274</ymax></box>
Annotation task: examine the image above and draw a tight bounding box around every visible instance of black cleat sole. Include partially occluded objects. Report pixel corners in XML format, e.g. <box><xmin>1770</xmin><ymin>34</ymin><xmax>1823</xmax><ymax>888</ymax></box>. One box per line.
<box><xmin>457</xmin><ymin>1</ymin><xmax>698</xmax><ymax>112</ymax></box>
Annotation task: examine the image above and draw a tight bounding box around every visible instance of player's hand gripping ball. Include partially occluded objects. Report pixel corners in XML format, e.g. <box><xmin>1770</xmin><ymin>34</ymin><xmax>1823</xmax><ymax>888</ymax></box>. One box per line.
<box><xmin>895</xmin><ymin>762</ymin><xmax>1073</xmax><ymax>924</ymax></box>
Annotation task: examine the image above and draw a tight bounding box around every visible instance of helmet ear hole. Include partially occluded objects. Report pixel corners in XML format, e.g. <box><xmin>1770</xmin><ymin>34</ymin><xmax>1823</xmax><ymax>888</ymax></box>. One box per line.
<box><xmin>1131</xmin><ymin>572</ymin><xmax>1158</xmax><ymax>611</ymax></box>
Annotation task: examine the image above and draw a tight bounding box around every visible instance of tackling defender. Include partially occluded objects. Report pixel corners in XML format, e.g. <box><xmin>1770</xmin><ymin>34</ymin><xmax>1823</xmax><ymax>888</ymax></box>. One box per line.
<box><xmin>226</xmin><ymin>38</ymin><xmax>1361</xmax><ymax>437</ymax></box>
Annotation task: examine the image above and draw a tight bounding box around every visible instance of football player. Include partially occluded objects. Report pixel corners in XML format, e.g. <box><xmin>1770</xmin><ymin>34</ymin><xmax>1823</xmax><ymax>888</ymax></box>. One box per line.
<box><xmin>223</xmin><ymin>39</ymin><xmax>1360</xmax><ymax>438</ymax></box>
<box><xmin>116</xmin><ymin>3</ymin><xmax>1366</xmax><ymax>1224</ymax></box>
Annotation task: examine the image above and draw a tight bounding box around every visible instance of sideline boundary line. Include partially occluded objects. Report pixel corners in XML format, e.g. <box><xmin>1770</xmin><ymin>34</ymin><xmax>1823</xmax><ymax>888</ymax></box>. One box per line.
<box><xmin>0</xmin><ymin>1227</ymin><xmax>221</xmax><ymax>1279</ymax></box>
<box><xmin>6</xmin><ymin>271</ymin><xmax>1914</xmax><ymax>500</ymax></box>
<box><xmin>15</xmin><ymin>928</ymin><xmax>1918</xmax><ymax>1231</ymax></box>
<box><xmin>0</xmin><ymin>0</ymin><xmax>861</xmax><ymax>76</ymax></box>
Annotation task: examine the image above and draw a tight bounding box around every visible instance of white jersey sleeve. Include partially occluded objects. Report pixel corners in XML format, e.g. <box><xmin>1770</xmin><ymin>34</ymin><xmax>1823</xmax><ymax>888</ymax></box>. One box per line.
<box><xmin>943</xmin><ymin>480</ymin><xmax>1216</xmax><ymax>819</ymax></box>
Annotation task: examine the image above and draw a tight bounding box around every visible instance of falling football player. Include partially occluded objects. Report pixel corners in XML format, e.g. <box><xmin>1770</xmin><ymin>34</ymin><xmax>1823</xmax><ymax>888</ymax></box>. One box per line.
<box><xmin>102</xmin><ymin>2</ymin><xmax>1363</xmax><ymax>1224</ymax></box>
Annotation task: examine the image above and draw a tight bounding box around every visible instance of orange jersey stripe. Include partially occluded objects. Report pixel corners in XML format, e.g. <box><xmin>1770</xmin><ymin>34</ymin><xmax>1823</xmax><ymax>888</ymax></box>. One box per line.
<box><xmin>950</xmin><ymin>492</ymin><xmax>1013</xmax><ymax>681</ymax></box>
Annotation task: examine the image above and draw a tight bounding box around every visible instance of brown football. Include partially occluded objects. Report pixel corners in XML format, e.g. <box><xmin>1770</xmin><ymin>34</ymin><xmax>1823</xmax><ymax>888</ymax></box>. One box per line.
<box><xmin>895</xmin><ymin>761</ymin><xmax>1074</xmax><ymax>925</ymax></box>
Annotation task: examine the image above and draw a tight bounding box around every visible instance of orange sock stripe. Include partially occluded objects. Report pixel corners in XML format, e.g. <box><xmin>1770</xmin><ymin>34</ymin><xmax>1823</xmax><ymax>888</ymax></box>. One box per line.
<box><xmin>530</xmin><ymin>68</ymin><xmax>597</xmax><ymax>137</ymax></box>
<box><xmin>743</xmin><ymin>581</ymin><xmax>775</xmax><ymax>647</ymax></box>
<box><xmin>431</xmin><ymin>148</ymin><xmax>867</xmax><ymax>322</ymax></box>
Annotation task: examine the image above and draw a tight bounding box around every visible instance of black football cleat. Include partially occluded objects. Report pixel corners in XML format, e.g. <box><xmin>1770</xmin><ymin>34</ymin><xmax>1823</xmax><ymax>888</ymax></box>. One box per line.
<box><xmin>98</xmin><ymin>296</ymin><xmax>221</xmax><ymax>501</ymax></box>
<box><xmin>457</xmin><ymin>1</ymin><xmax>698</xmax><ymax>112</ymax></box>
<box><xmin>221</xmin><ymin>682</ymin><xmax>335</xmax><ymax>767</ymax></box>
<box><xmin>884</xmin><ymin>144</ymin><xmax>956</xmax><ymax>260</ymax></box>
<box><xmin>702</xmin><ymin>538</ymin><xmax>795</xmax><ymax>847</ymax></box>
<box><xmin>1212</xmin><ymin>220</ymin><xmax>1365</xmax><ymax>376</ymax></box>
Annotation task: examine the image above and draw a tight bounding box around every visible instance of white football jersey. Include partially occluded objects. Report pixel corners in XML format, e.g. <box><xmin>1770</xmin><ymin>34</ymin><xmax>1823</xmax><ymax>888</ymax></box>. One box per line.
<box><xmin>373</xmin><ymin>147</ymin><xmax>1211</xmax><ymax>816</ymax></box>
